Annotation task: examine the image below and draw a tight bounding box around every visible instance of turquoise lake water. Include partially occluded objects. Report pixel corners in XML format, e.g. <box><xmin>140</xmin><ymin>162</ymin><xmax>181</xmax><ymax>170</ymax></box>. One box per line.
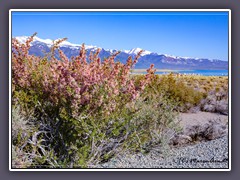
<box><xmin>133</xmin><ymin>70</ymin><xmax>228</xmax><ymax>76</ymax></box>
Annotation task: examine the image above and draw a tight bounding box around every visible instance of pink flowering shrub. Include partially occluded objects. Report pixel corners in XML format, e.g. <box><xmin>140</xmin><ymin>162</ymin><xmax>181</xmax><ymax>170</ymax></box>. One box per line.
<box><xmin>12</xmin><ymin>34</ymin><xmax>155</xmax><ymax>118</ymax></box>
<box><xmin>12</xmin><ymin>34</ymin><xmax>167</xmax><ymax>168</ymax></box>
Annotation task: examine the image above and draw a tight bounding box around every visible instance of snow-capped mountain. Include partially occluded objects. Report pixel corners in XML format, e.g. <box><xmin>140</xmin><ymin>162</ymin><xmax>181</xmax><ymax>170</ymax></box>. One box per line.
<box><xmin>15</xmin><ymin>36</ymin><xmax>99</xmax><ymax>50</ymax></box>
<box><xmin>14</xmin><ymin>36</ymin><xmax>228</xmax><ymax>70</ymax></box>
<box><xmin>123</xmin><ymin>48</ymin><xmax>152</xmax><ymax>56</ymax></box>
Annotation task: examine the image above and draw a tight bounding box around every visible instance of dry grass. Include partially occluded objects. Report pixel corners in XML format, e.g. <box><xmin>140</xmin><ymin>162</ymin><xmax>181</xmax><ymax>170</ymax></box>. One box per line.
<box><xmin>134</xmin><ymin>74</ymin><xmax>228</xmax><ymax>114</ymax></box>
<box><xmin>171</xmin><ymin>75</ymin><xmax>228</xmax><ymax>114</ymax></box>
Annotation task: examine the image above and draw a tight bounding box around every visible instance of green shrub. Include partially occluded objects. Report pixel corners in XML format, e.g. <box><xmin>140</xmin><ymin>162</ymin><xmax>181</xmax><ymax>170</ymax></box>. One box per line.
<box><xmin>135</xmin><ymin>73</ymin><xmax>204</xmax><ymax>112</ymax></box>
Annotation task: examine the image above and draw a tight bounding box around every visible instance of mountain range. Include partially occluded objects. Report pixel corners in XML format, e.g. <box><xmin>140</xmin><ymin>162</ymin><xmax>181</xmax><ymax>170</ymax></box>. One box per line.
<box><xmin>15</xmin><ymin>36</ymin><xmax>228</xmax><ymax>70</ymax></box>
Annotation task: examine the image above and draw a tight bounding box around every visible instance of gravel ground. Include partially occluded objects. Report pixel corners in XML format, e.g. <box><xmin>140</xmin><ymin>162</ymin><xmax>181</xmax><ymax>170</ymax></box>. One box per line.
<box><xmin>93</xmin><ymin>136</ymin><xmax>228</xmax><ymax>169</ymax></box>
<box><xmin>91</xmin><ymin>112</ymin><xmax>229</xmax><ymax>169</ymax></box>
<box><xmin>92</xmin><ymin>135</ymin><xmax>229</xmax><ymax>169</ymax></box>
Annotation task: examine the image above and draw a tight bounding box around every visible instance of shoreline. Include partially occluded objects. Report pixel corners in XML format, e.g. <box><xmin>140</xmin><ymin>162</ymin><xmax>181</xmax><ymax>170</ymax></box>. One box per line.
<box><xmin>130</xmin><ymin>69</ymin><xmax>228</xmax><ymax>76</ymax></box>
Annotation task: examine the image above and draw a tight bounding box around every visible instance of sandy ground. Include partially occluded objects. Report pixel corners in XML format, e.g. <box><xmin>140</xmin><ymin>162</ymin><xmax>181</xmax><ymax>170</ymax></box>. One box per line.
<box><xmin>178</xmin><ymin>111</ymin><xmax>228</xmax><ymax>128</ymax></box>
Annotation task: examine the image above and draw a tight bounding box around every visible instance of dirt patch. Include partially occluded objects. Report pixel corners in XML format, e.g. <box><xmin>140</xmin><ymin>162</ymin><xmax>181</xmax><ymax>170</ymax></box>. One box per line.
<box><xmin>169</xmin><ymin>111</ymin><xmax>228</xmax><ymax>146</ymax></box>
<box><xmin>179</xmin><ymin>111</ymin><xmax>228</xmax><ymax>127</ymax></box>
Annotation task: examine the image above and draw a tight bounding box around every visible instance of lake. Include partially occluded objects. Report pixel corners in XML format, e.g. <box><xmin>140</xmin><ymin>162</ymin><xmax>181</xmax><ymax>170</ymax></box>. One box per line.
<box><xmin>132</xmin><ymin>69</ymin><xmax>228</xmax><ymax>76</ymax></box>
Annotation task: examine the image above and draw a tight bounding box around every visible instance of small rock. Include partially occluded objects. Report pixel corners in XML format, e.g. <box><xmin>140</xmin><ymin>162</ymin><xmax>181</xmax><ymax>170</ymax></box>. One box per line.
<box><xmin>170</xmin><ymin>134</ymin><xmax>192</xmax><ymax>145</ymax></box>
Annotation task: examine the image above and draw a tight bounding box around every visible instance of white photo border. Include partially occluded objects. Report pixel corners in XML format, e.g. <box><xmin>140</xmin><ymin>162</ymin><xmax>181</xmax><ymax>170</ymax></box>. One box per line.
<box><xmin>9</xmin><ymin>9</ymin><xmax>231</xmax><ymax>171</ymax></box>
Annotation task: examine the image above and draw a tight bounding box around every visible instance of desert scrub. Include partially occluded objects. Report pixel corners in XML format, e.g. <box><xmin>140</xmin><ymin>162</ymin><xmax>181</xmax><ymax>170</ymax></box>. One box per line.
<box><xmin>200</xmin><ymin>88</ymin><xmax>228</xmax><ymax>115</ymax></box>
<box><xmin>12</xmin><ymin>105</ymin><xmax>62</xmax><ymax>168</ymax></box>
<box><xmin>184</xmin><ymin>76</ymin><xmax>228</xmax><ymax>114</ymax></box>
<box><xmin>12</xmin><ymin>106</ymin><xmax>32</xmax><ymax>143</ymax></box>
<box><xmin>135</xmin><ymin>74</ymin><xmax>228</xmax><ymax>114</ymax></box>
<box><xmin>135</xmin><ymin>73</ymin><xmax>205</xmax><ymax>112</ymax></box>
<box><xmin>12</xmin><ymin>106</ymin><xmax>33</xmax><ymax>168</ymax></box>
<box><xmin>11</xmin><ymin>34</ymin><xmax>180</xmax><ymax>168</ymax></box>
<box><xmin>124</xmin><ymin>94</ymin><xmax>181</xmax><ymax>153</ymax></box>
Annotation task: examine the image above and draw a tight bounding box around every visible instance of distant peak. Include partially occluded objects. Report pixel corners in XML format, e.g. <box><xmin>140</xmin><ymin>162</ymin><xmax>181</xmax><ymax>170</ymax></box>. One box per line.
<box><xmin>15</xmin><ymin>36</ymin><xmax>53</xmax><ymax>45</ymax></box>
<box><xmin>163</xmin><ymin>54</ymin><xmax>202</xmax><ymax>60</ymax></box>
<box><xmin>14</xmin><ymin>36</ymin><xmax>99</xmax><ymax>50</ymax></box>
<box><xmin>124</xmin><ymin>47</ymin><xmax>152</xmax><ymax>56</ymax></box>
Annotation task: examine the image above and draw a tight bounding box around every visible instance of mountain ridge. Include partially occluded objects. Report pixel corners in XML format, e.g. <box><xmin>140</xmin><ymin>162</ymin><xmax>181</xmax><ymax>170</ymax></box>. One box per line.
<box><xmin>14</xmin><ymin>36</ymin><xmax>228</xmax><ymax>70</ymax></box>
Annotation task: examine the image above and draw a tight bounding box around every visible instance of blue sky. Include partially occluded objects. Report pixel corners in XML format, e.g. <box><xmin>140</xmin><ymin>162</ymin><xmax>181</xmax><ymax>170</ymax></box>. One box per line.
<box><xmin>12</xmin><ymin>11</ymin><xmax>229</xmax><ymax>61</ymax></box>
